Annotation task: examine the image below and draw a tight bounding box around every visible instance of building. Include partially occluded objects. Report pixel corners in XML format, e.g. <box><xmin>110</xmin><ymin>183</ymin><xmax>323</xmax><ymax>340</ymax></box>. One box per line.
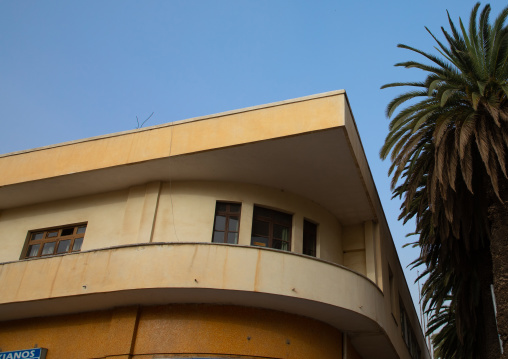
<box><xmin>0</xmin><ymin>91</ymin><xmax>429</xmax><ymax>359</ymax></box>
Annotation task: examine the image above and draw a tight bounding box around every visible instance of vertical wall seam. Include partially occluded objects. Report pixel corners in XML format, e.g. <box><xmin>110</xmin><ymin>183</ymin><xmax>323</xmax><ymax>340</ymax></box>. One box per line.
<box><xmin>149</xmin><ymin>182</ymin><xmax>162</xmax><ymax>243</ymax></box>
<box><xmin>128</xmin><ymin>306</ymin><xmax>141</xmax><ymax>358</ymax></box>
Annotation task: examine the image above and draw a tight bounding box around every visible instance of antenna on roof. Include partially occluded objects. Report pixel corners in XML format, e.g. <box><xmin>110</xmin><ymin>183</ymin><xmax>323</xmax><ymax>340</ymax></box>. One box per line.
<box><xmin>136</xmin><ymin>112</ymin><xmax>155</xmax><ymax>129</ymax></box>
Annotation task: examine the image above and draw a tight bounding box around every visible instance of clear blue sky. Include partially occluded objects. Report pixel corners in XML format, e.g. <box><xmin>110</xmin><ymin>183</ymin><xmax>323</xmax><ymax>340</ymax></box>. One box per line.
<box><xmin>1</xmin><ymin>0</ymin><xmax>505</xmax><ymax>322</ymax></box>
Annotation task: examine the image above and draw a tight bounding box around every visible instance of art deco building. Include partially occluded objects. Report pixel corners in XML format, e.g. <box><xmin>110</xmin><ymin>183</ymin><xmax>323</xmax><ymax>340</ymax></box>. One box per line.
<box><xmin>0</xmin><ymin>91</ymin><xmax>429</xmax><ymax>359</ymax></box>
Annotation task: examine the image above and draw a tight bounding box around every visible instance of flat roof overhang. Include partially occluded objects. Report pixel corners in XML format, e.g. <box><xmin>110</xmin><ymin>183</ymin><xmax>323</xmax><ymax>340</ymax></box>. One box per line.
<box><xmin>0</xmin><ymin>90</ymin><xmax>381</xmax><ymax>225</ymax></box>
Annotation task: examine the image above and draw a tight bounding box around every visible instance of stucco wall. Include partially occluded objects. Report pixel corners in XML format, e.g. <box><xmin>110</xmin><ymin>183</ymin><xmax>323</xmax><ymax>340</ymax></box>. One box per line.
<box><xmin>0</xmin><ymin>189</ymin><xmax>128</xmax><ymax>263</ymax></box>
<box><xmin>0</xmin><ymin>304</ymin><xmax>344</xmax><ymax>359</ymax></box>
<box><xmin>342</xmin><ymin>223</ymin><xmax>366</xmax><ymax>275</ymax></box>
<box><xmin>0</xmin><ymin>89</ymin><xmax>430</xmax><ymax>359</ymax></box>
<box><xmin>0</xmin><ymin>180</ymin><xmax>426</xmax><ymax>358</ymax></box>
<box><xmin>152</xmin><ymin>181</ymin><xmax>343</xmax><ymax>263</ymax></box>
<box><xmin>0</xmin><ymin>181</ymin><xmax>345</xmax><ymax>266</ymax></box>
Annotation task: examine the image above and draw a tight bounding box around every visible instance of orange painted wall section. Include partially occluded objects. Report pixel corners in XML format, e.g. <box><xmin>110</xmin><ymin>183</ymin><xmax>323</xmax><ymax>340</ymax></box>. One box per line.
<box><xmin>0</xmin><ymin>306</ymin><xmax>138</xmax><ymax>359</ymax></box>
<box><xmin>134</xmin><ymin>305</ymin><xmax>342</xmax><ymax>358</ymax></box>
<box><xmin>0</xmin><ymin>305</ymin><xmax>344</xmax><ymax>359</ymax></box>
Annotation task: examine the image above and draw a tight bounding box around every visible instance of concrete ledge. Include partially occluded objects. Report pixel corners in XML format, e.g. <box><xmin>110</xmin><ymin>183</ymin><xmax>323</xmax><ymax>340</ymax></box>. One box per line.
<box><xmin>0</xmin><ymin>242</ymin><xmax>399</xmax><ymax>359</ymax></box>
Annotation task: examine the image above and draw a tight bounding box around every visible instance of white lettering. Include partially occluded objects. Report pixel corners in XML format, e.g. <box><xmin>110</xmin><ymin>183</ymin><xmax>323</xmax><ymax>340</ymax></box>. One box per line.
<box><xmin>0</xmin><ymin>350</ymin><xmax>41</xmax><ymax>359</ymax></box>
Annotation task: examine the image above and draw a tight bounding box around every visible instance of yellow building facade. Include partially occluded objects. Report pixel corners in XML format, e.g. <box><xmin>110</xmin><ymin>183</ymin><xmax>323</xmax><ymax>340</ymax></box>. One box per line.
<box><xmin>0</xmin><ymin>91</ymin><xmax>429</xmax><ymax>359</ymax></box>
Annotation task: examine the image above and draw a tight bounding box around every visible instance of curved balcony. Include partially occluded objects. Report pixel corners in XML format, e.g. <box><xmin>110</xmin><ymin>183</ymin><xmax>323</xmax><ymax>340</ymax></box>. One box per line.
<box><xmin>0</xmin><ymin>242</ymin><xmax>397</xmax><ymax>358</ymax></box>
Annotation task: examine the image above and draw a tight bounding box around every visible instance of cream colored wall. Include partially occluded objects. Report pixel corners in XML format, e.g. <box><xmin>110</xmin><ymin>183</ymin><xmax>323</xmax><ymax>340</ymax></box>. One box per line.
<box><xmin>0</xmin><ymin>181</ymin><xmax>343</xmax><ymax>266</ymax></box>
<box><xmin>341</xmin><ymin>221</ymin><xmax>381</xmax><ymax>286</ymax></box>
<box><xmin>0</xmin><ymin>89</ymin><xmax>429</xmax><ymax>358</ymax></box>
<box><xmin>151</xmin><ymin>181</ymin><xmax>343</xmax><ymax>264</ymax></box>
<box><xmin>379</xmin><ymin>219</ymin><xmax>429</xmax><ymax>359</ymax></box>
<box><xmin>0</xmin><ymin>179</ymin><xmax>427</xmax><ymax>356</ymax></box>
<box><xmin>0</xmin><ymin>242</ymin><xmax>413</xmax><ymax>358</ymax></box>
<box><xmin>342</xmin><ymin>91</ymin><xmax>430</xmax><ymax>356</ymax></box>
<box><xmin>0</xmin><ymin>243</ymin><xmax>385</xmax><ymax>332</ymax></box>
<box><xmin>342</xmin><ymin>224</ymin><xmax>366</xmax><ymax>276</ymax></box>
<box><xmin>0</xmin><ymin>189</ymin><xmax>129</xmax><ymax>263</ymax></box>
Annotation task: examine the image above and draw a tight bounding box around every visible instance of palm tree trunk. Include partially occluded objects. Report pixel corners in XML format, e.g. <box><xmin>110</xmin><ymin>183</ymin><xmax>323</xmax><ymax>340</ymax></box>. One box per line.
<box><xmin>488</xmin><ymin>179</ymin><xmax>508</xmax><ymax>358</ymax></box>
<box><xmin>477</xmin><ymin>243</ymin><xmax>502</xmax><ymax>359</ymax></box>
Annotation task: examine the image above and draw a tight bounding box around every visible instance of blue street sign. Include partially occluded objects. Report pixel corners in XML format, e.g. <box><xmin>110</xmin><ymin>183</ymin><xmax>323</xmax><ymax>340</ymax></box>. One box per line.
<box><xmin>0</xmin><ymin>348</ymin><xmax>47</xmax><ymax>359</ymax></box>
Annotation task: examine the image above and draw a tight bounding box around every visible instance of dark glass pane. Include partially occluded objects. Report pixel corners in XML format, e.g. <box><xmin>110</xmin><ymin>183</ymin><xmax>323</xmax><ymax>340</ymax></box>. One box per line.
<box><xmin>57</xmin><ymin>239</ymin><xmax>71</xmax><ymax>253</ymax></box>
<box><xmin>254</xmin><ymin>206</ymin><xmax>271</xmax><ymax>218</ymax></box>
<box><xmin>61</xmin><ymin>228</ymin><xmax>74</xmax><ymax>236</ymax></box>
<box><xmin>216</xmin><ymin>202</ymin><xmax>227</xmax><ymax>212</ymax></box>
<box><xmin>214</xmin><ymin>215</ymin><xmax>226</xmax><ymax>231</ymax></box>
<box><xmin>77</xmin><ymin>226</ymin><xmax>87</xmax><ymax>234</ymax></box>
<box><xmin>31</xmin><ymin>232</ymin><xmax>44</xmax><ymax>241</ymax></box>
<box><xmin>41</xmin><ymin>242</ymin><xmax>56</xmax><ymax>255</ymax></box>
<box><xmin>47</xmin><ymin>231</ymin><xmax>58</xmax><ymax>238</ymax></box>
<box><xmin>229</xmin><ymin>216</ymin><xmax>239</xmax><ymax>231</ymax></box>
<box><xmin>254</xmin><ymin>206</ymin><xmax>291</xmax><ymax>224</ymax></box>
<box><xmin>212</xmin><ymin>231</ymin><xmax>225</xmax><ymax>243</ymax></box>
<box><xmin>273</xmin><ymin>224</ymin><xmax>289</xmax><ymax>240</ymax></box>
<box><xmin>251</xmin><ymin>236</ymin><xmax>268</xmax><ymax>247</ymax></box>
<box><xmin>72</xmin><ymin>237</ymin><xmax>84</xmax><ymax>251</ymax></box>
<box><xmin>252</xmin><ymin>220</ymin><xmax>269</xmax><ymax>236</ymax></box>
<box><xmin>252</xmin><ymin>206</ymin><xmax>292</xmax><ymax>251</ymax></box>
<box><xmin>303</xmin><ymin>220</ymin><xmax>317</xmax><ymax>256</ymax></box>
<box><xmin>303</xmin><ymin>245</ymin><xmax>316</xmax><ymax>256</ymax></box>
<box><xmin>304</xmin><ymin>220</ymin><xmax>317</xmax><ymax>237</ymax></box>
<box><xmin>227</xmin><ymin>233</ymin><xmax>238</xmax><ymax>244</ymax></box>
<box><xmin>272</xmin><ymin>239</ymin><xmax>289</xmax><ymax>251</ymax></box>
<box><xmin>273</xmin><ymin>211</ymin><xmax>292</xmax><ymax>225</ymax></box>
<box><xmin>26</xmin><ymin>244</ymin><xmax>40</xmax><ymax>257</ymax></box>
<box><xmin>229</xmin><ymin>204</ymin><xmax>241</xmax><ymax>213</ymax></box>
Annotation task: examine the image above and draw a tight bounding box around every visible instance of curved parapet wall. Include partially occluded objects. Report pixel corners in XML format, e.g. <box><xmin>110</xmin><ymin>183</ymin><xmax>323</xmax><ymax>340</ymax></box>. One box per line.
<box><xmin>0</xmin><ymin>243</ymin><xmax>399</xmax><ymax>358</ymax></box>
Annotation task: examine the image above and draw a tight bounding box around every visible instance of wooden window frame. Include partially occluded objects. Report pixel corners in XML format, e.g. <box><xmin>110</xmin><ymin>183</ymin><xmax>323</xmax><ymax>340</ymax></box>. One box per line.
<box><xmin>212</xmin><ymin>202</ymin><xmax>241</xmax><ymax>244</ymax></box>
<box><xmin>22</xmin><ymin>223</ymin><xmax>87</xmax><ymax>259</ymax></box>
<box><xmin>251</xmin><ymin>206</ymin><xmax>292</xmax><ymax>251</ymax></box>
<box><xmin>303</xmin><ymin>219</ymin><xmax>317</xmax><ymax>257</ymax></box>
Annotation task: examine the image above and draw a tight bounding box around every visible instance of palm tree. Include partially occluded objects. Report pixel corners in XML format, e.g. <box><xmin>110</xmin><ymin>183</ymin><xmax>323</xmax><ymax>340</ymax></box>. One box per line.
<box><xmin>381</xmin><ymin>3</ymin><xmax>508</xmax><ymax>358</ymax></box>
<box><xmin>410</xmin><ymin>202</ymin><xmax>495</xmax><ymax>358</ymax></box>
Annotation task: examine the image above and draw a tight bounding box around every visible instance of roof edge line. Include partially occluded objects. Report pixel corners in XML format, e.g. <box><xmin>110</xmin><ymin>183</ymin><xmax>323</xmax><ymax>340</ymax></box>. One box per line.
<box><xmin>0</xmin><ymin>90</ymin><xmax>346</xmax><ymax>159</ymax></box>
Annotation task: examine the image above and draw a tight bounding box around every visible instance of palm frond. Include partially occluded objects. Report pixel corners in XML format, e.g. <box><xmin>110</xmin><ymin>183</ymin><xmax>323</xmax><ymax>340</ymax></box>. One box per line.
<box><xmin>381</xmin><ymin>3</ymin><xmax>508</xmax><ymax>357</ymax></box>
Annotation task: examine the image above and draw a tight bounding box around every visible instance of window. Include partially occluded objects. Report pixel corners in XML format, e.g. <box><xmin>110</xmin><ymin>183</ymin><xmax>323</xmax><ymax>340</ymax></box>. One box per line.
<box><xmin>400</xmin><ymin>298</ymin><xmax>421</xmax><ymax>359</ymax></box>
<box><xmin>212</xmin><ymin>202</ymin><xmax>241</xmax><ymax>244</ymax></box>
<box><xmin>303</xmin><ymin>220</ymin><xmax>317</xmax><ymax>256</ymax></box>
<box><xmin>389</xmin><ymin>265</ymin><xmax>397</xmax><ymax>320</ymax></box>
<box><xmin>251</xmin><ymin>206</ymin><xmax>292</xmax><ymax>251</ymax></box>
<box><xmin>24</xmin><ymin>224</ymin><xmax>87</xmax><ymax>258</ymax></box>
